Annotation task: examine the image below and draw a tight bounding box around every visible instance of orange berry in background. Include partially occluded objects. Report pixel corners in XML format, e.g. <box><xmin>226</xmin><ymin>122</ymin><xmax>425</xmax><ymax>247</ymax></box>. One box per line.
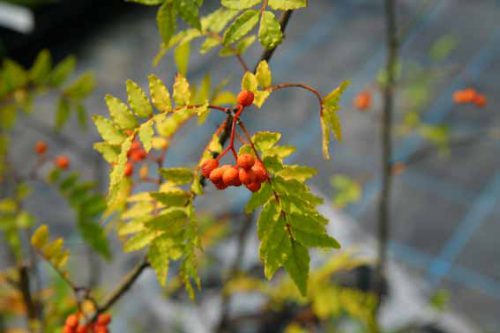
<box><xmin>139</xmin><ymin>165</ymin><xmax>149</xmax><ymax>180</ymax></box>
<box><xmin>124</xmin><ymin>162</ymin><xmax>134</xmax><ymax>177</ymax></box>
<box><xmin>461</xmin><ymin>88</ymin><xmax>477</xmax><ymax>103</ymax></box>
<box><xmin>237</xmin><ymin>153</ymin><xmax>255</xmax><ymax>170</ymax></box>
<box><xmin>201</xmin><ymin>159</ymin><xmax>219</xmax><ymax>178</ymax></box>
<box><xmin>222</xmin><ymin>167</ymin><xmax>239</xmax><ymax>186</ymax></box>
<box><xmin>237</xmin><ymin>90</ymin><xmax>254</xmax><ymax>107</ymax></box>
<box><xmin>63</xmin><ymin>326</ymin><xmax>75</xmax><ymax>333</ymax></box>
<box><xmin>209</xmin><ymin>167</ymin><xmax>225</xmax><ymax>184</ymax></box>
<box><xmin>473</xmin><ymin>94</ymin><xmax>487</xmax><ymax>107</ymax></box>
<box><xmin>453</xmin><ymin>90</ymin><xmax>467</xmax><ymax>104</ymax></box>
<box><xmin>55</xmin><ymin>156</ymin><xmax>70</xmax><ymax>170</ymax></box>
<box><xmin>239</xmin><ymin>168</ymin><xmax>256</xmax><ymax>185</ymax></box>
<box><xmin>353</xmin><ymin>91</ymin><xmax>372</xmax><ymax>111</ymax></box>
<box><xmin>246</xmin><ymin>182</ymin><xmax>261</xmax><ymax>193</ymax></box>
<box><xmin>97</xmin><ymin>313</ymin><xmax>112</xmax><ymax>326</ymax></box>
<box><xmin>65</xmin><ymin>314</ymin><xmax>79</xmax><ymax>328</ymax></box>
<box><xmin>35</xmin><ymin>140</ymin><xmax>47</xmax><ymax>154</ymax></box>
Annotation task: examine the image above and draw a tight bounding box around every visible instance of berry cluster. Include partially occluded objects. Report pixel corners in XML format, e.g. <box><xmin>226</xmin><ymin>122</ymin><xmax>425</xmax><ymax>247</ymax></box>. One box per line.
<box><xmin>201</xmin><ymin>153</ymin><xmax>267</xmax><ymax>192</ymax></box>
<box><xmin>124</xmin><ymin>140</ymin><xmax>148</xmax><ymax>177</ymax></box>
<box><xmin>63</xmin><ymin>313</ymin><xmax>111</xmax><ymax>333</ymax></box>
<box><xmin>34</xmin><ymin>140</ymin><xmax>71</xmax><ymax>170</ymax></box>
<box><xmin>453</xmin><ymin>88</ymin><xmax>487</xmax><ymax>107</ymax></box>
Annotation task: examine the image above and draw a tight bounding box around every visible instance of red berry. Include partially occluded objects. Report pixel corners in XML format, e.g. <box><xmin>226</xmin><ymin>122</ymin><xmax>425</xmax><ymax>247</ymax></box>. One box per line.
<box><xmin>124</xmin><ymin>162</ymin><xmax>134</xmax><ymax>177</ymax></box>
<box><xmin>65</xmin><ymin>314</ymin><xmax>79</xmax><ymax>328</ymax></box>
<box><xmin>252</xmin><ymin>162</ymin><xmax>268</xmax><ymax>182</ymax></box>
<box><xmin>473</xmin><ymin>94</ymin><xmax>487</xmax><ymax>107</ymax></box>
<box><xmin>239</xmin><ymin>168</ymin><xmax>256</xmax><ymax>185</ymax></box>
<box><xmin>94</xmin><ymin>326</ymin><xmax>109</xmax><ymax>333</ymax></box>
<box><xmin>246</xmin><ymin>182</ymin><xmax>261</xmax><ymax>192</ymax></box>
<box><xmin>201</xmin><ymin>159</ymin><xmax>219</xmax><ymax>178</ymax></box>
<box><xmin>237</xmin><ymin>153</ymin><xmax>255</xmax><ymax>170</ymax></box>
<box><xmin>63</xmin><ymin>326</ymin><xmax>75</xmax><ymax>333</ymax></box>
<box><xmin>131</xmin><ymin>141</ymin><xmax>141</xmax><ymax>151</ymax></box>
<box><xmin>222</xmin><ymin>167</ymin><xmax>239</xmax><ymax>186</ymax></box>
<box><xmin>130</xmin><ymin>149</ymin><xmax>147</xmax><ymax>162</ymax></box>
<box><xmin>237</xmin><ymin>90</ymin><xmax>254</xmax><ymax>107</ymax></box>
<box><xmin>209</xmin><ymin>167</ymin><xmax>225</xmax><ymax>184</ymax></box>
<box><xmin>35</xmin><ymin>140</ymin><xmax>47</xmax><ymax>154</ymax></box>
<box><xmin>97</xmin><ymin>313</ymin><xmax>111</xmax><ymax>326</ymax></box>
<box><xmin>214</xmin><ymin>181</ymin><xmax>228</xmax><ymax>190</ymax></box>
<box><xmin>76</xmin><ymin>325</ymin><xmax>88</xmax><ymax>333</ymax></box>
<box><xmin>55</xmin><ymin>156</ymin><xmax>70</xmax><ymax>170</ymax></box>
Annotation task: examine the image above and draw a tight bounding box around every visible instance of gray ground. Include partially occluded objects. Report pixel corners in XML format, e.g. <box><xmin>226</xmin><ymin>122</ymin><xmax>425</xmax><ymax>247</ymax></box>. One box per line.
<box><xmin>7</xmin><ymin>0</ymin><xmax>500</xmax><ymax>331</ymax></box>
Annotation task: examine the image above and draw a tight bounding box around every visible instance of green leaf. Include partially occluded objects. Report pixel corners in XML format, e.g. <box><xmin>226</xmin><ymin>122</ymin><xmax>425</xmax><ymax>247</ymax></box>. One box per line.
<box><xmin>157</xmin><ymin>2</ymin><xmax>176</xmax><ymax>44</ymax></box>
<box><xmin>252</xmin><ymin>131</ymin><xmax>280</xmax><ymax>151</ymax></box>
<box><xmin>241</xmin><ymin>71</ymin><xmax>258</xmax><ymax>92</ymax></box>
<box><xmin>160</xmin><ymin>167</ymin><xmax>194</xmax><ymax>185</ymax></box>
<box><xmin>173</xmin><ymin>74</ymin><xmax>191</xmax><ymax>106</ymax></box>
<box><xmin>126</xmin><ymin>80</ymin><xmax>153</xmax><ymax>118</ymax></box>
<box><xmin>64</xmin><ymin>72</ymin><xmax>95</xmax><ymax>100</ymax></box>
<box><xmin>259</xmin><ymin>213</ymin><xmax>291</xmax><ymax>279</ymax></box>
<box><xmin>253</xmin><ymin>90</ymin><xmax>270</xmax><ymax>108</ymax></box>
<box><xmin>223</xmin><ymin>10</ymin><xmax>259</xmax><ymax>46</ymax></box>
<box><xmin>30</xmin><ymin>49</ymin><xmax>52</xmax><ymax>84</ymax></box>
<box><xmin>278</xmin><ymin>165</ymin><xmax>317</xmax><ymax>181</ymax></box>
<box><xmin>201</xmin><ymin>8</ymin><xmax>239</xmax><ymax>33</ymax></box>
<box><xmin>268</xmin><ymin>0</ymin><xmax>307</xmax><ymax>10</ymax></box>
<box><xmin>148</xmin><ymin>74</ymin><xmax>172</xmax><ymax>113</ymax></box>
<box><xmin>245</xmin><ymin>182</ymin><xmax>273</xmax><ymax>213</ymax></box>
<box><xmin>255</xmin><ymin>60</ymin><xmax>272</xmax><ymax>88</ymax></box>
<box><xmin>200</xmin><ymin>37</ymin><xmax>221</xmax><ymax>54</ymax></box>
<box><xmin>174</xmin><ymin>42</ymin><xmax>190</xmax><ymax>76</ymax></box>
<box><xmin>221</xmin><ymin>0</ymin><xmax>259</xmax><ymax>10</ymax></box>
<box><xmin>173</xmin><ymin>0</ymin><xmax>201</xmax><ymax>30</ymax></box>
<box><xmin>2</xmin><ymin>60</ymin><xmax>28</xmax><ymax>91</ymax></box>
<box><xmin>55</xmin><ymin>98</ymin><xmax>71</xmax><ymax>130</ymax></box>
<box><xmin>77</xmin><ymin>217</ymin><xmax>111</xmax><ymax>259</ymax></box>
<box><xmin>49</xmin><ymin>56</ymin><xmax>76</xmax><ymax>86</ymax></box>
<box><xmin>148</xmin><ymin>235</ymin><xmax>180</xmax><ymax>287</ymax></box>
<box><xmin>256</xmin><ymin>200</ymin><xmax>280</xmax><ymax>239</ymax></box>
<box><xmin>284</xmin><ymin>241</ymin><xmax>309</xmax><ymax>295</ymax></box>
<box><xmin>258</xmin><ymin>11</ymin><xmax>283</xmax><ymax>49</ymax></box>
<box><xmin>105</xmin><ymin>94</ymin><xmax>138</xmax><ymax>130</ymax></box>
<box><xmin>147</xmin><ymin>208</ymin><xmax>188</xmax><ymax>231</ymax></box>
<box><xmin>139</xmin><ymin>121</ymin><xmax>154</xmax><ymax>152</ymax></box>
<box><xmin>92</xmin><ymin>115</ymin><xmax>127</xmax><ymax>145</ymax></box>
<box><xmin>289</xmin><ymin>213</ymin><xmax>340</xmax><ymax>249</ymax></box>
<box><xmin>150</xmin><ymin>190</ymin><xmax>190</xmax><ymax>207</ymax></box>
<box><xmin>123</xmin><ymin>229</ymin><xmax>158</xmax><ymax>252</ymax></box>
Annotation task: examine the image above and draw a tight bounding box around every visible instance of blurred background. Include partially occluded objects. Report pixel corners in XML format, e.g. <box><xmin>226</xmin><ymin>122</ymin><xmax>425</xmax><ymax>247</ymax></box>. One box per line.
<box><xmin>0</xmin><ymin>0</ymin><xmax>499</xmax><ymax>332</ymax></box>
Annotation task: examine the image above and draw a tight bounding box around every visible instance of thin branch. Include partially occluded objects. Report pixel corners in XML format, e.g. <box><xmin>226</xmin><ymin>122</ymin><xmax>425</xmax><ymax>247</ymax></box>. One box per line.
<box><xmin>268</xmin><ymin>82</ymin><xmax>323</xmax><ymax>113</ymax></box>
<box><xmin>376</xmin><ymin>0</ymin><xmax>398</xmax><ymax>295</ymax></box>
<box><xmin>95</xmin><ymin>257</ymin><xmax>150</xmax><ymax>317</ymax></box>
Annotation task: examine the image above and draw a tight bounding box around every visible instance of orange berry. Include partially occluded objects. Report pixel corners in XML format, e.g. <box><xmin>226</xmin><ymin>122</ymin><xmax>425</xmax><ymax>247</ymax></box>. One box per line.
<box><xmin>201</xmin><ymin>159</ymin><xmax>219</xmax><ymax>178</ymax></box>
<box><xmin>139</xmin><ymin>165</ymin><xmax>148</xmax><ymax>180</ymax></box>
<box><xmin>453</xmin><ymin>91</ymin><xmax>466</xmax><ymax>104</ymax></box>
<box><xmin>130</xmin><ymin>149</ymin><xmax>147</xmax><ymax>162</ymax></box>
<box><xmin>65</xmin><ymin>314</ymin><xmax>79</xmax><ymax>328</ymax></box>
<box><xmin>237</xmin><ymin>153</ymin><xmax>255</xmax><ymax>170</ymax></box>
<box><xmin>94</xmin><ymin>326</ymin><xmax>109</xmax><ymax>333</ymax></box>
<box><xmin>354</xmin><ymin>91</ymin><xmax>372</xmax><ymax>111</ymax></box>
<box><xmin>63</xmin><ymin>326</ymin><xmax>75</xmax><ymax>333</ymax></box>
<box><xmin>237</xmin><ymin>90</ymin><xmax>254</xmax><ymax>107</ymax></box>
<box><xmin>76</xmin><ymin>325</ymin><xmax>88</xmax><ymax>333</ymax></box>
<box><xmin>131</xmin><ymin>141</ymin><xmax>141</xmax><ymax>151</ymax></box>
<box><xmin>246</xmin><ymin>182</ymin><xmax>261</xmax><ymax>192</ymax></box>
<box><xmin>222</xmin><ymin>167</ymin><xmax>239</xmax><ymax>186</ymax></box>
<box><xmin>461</xmin><ymin>88</ymin><xmax>477</xmax><ymax>103</ymax></box>
<box><xmin>55</xmin><ymin>156</ymin><xmax>70</xmax><ymax>170</ymax></box>
<box><xmin>251</xmin><ymin>162</ymin><xmax>268</xmax><ymax>182</ymax></box>
<box><xmin>35</xmin><ymin>140</ymin><xmax>47</xmax><ymax>154</ymax></box>
<box><xmin>238</xmin><ymin>168</ymin><xmax>256</xmax><ymax>185</ymax></box>
<box><xmin>124</xmin><ymin>162</ymin><xmax>134</xmax><ymax>177</ymax></box>
<box><xmin>473</xmin><ymin>94</ymin><xmax>487</xmax><ymax>107</ymax></box>
<box><xmin>214</xmin><ymin>181</ymin><xmax>228</xmax><ymax>190</ymax></box>
<box><xmin>97</xmin><ymin>313</ymin><xmax>112</xmax><ymax>326</ymax></box>
<box><xmin>209</xmin><ymin>167</ymin><xmax>225</xmax><ymax>184</ymax></box>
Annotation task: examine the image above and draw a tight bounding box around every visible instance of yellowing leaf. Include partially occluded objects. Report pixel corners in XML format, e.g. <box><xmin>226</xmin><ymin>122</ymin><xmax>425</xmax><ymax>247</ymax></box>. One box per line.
<box><xmin>255</xmin><ymin>61</ymin><xmax>272</xmax><ymax>88</ymax></box>
<box><xmin>221</xmin><ymin>0</ymin><xmax>260</xmax><ymax>10</ymax></box>
<box><xmin>126</xmin><ymin>80</ymin><xmax>153</xmax><ymax>117</ymax></box>
<box><xmin>278</xmin><ymin>165</ymin><xmax>316</xmax><ymax>181</ymax></box>
<box><xmin>174</xmin><ymin>42</ymin><xmax>190</xmax><ymax>76</ymax></box>
<box><xmin>173</xmin><ymin>0</ymin><xmax>201</xmax><ymax>30</ymax></box>
<box><xmin>268</xmin><ymin>0</ymin><xmax>307</xmax><ymax>10</ymax></box>
<box><xmin>173</xmin><ymin>74</ymin><xmax>191</xmax><ymax>106</ymax></box>
<box><xmin>160</xmin><ymin>167</ymin><xmax>194</xmax><ymax>185</ymax></box>
<box><xmin>94</xmin><ymin>142</ymin><xmax>120</xmax><ymax>164</ymax></box>
<box><xmin>241</xmin><ymin>72</ymin><xmax>258</xmax><ymax>92</ymax></box>
<box><xmin>258</xmin><ymin>11</ymin><xmax>283</xmax><ymax>50</ymax></box>
<box><xmin>105</xmin><ymin>94</ymin><xmax>138</xmax><ymax>130</ymax></box>
<box><xmin>223</xmin><ymin>10</ymin><xmax>259</xmax><ymax>45</ymax></box>
<box><xmin>123</xmin><ymin>229</ymin><xmax>159</xmax><ymax>252</ymax></box>
<box><xmin>139</xmin><ymin>120</ymin><xmax>154</xmax><ymax>152</ymax></box>
<box><xmin>252</xmin><ymin>131</ymin><xmax>281</xmax><ymax>151</ymax></box>
<box><xmin>31</xmin><ymin>225</ymin><xmax>49</xmax><ymax>249</ymax></box>
<box><xmin>148</xmin><ymin>74</ymin><xmax>172</xmax><ymax>113</ymax></box>
<box><xmin>92</xmin><ymin>115</ymin><xmax>127</xmax><ymax>145</ymax></box>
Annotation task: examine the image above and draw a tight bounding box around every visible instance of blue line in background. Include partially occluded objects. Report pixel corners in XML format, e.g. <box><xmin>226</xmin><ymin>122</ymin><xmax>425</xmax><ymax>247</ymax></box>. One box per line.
<box><xmin>427</xmin><ymin>172</ymin><xmax>500</xmax><ymax>287</ymax></box>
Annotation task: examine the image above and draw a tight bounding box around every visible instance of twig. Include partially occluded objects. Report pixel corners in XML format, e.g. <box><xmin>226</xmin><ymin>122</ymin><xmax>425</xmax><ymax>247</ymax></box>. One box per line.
<box><xmin>18</xmin><ymin>265</ymin><xmax>38</xmax><ymax>330</ymax></box>
<box><xmin>376</xmin><ymin>0</ymin><xmax>398</xmax><ymax>296</ymax></box>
